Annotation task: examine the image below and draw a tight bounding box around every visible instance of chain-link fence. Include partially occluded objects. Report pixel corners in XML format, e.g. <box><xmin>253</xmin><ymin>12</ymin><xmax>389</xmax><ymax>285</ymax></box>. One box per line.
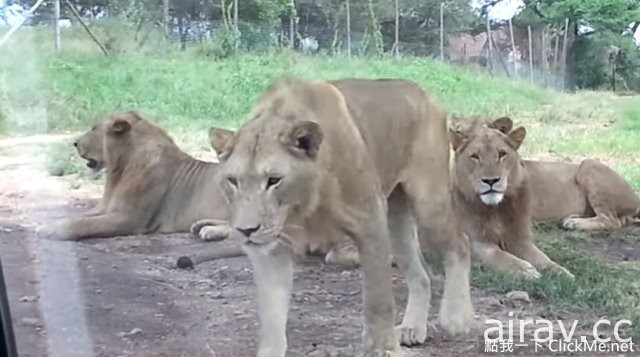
<box><xmin>0</xmin><ymin>0</ymin><xmax>619</xmax><ymax>91</ymax></box>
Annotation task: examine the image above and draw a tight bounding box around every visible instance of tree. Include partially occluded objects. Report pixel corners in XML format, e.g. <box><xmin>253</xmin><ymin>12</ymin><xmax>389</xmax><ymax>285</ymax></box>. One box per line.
<box><xmin>478</xmin><ymin>0</ymin><xmax>640</xmax><ymax>90</ymax></box>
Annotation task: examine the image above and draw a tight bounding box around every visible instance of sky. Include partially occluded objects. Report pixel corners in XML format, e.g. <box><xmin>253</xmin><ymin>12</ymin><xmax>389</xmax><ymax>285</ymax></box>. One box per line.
<box><xmin>472</xmin><ymin>0</ymin><xmax>640</xmax><ymax>45</ymax></box>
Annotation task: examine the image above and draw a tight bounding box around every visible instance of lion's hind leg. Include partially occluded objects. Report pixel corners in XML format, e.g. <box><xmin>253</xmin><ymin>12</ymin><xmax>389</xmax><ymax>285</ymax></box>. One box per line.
<box><xmin>402</xmin><ymin>177</ymin><xmax>475</xmax><ymax>336</ymax></box>
<box><xmin>561</xmin><ymin>214</ymin><xmax>622</xmax><ymax>231</ymax></box>
<box><xmin>387</xmin><ymin>187</ymin><xmax>430</xmax><ymax>346</ymax></box>
<box><xmin>562</xmin><ymin>159</ymin><xmax>639</xmax><ymax>231</ymax></box>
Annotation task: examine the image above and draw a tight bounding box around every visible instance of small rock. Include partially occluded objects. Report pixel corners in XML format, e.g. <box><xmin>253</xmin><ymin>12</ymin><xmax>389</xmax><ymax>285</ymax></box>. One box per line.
<box><xmin>308</xmin><ymin>346</ymin><xmax>339</xmax><ymax>357</ymax></box>
<box><xmin>207</xmin><ymin>292</ymin><xmax>224</xmax><ymax>299</ymax></box>
<box><xmin>506</xmin><ymin>291</ymin><xmax>531</xmax><ymax>303</ymax></box>
<box><xmin>19</xmin><ymin>295</ymin><xmax>38</xmax><ymax>303</ymax></box>
<box><xmin>117</xmin><ymin>327</ymin><xmax>143</xmax><ymax>338</ymax></box>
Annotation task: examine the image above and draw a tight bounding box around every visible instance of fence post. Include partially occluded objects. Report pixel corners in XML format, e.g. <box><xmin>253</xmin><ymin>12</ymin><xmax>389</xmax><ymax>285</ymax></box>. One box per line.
<box><xmin>289</xmin><ymin>0</ymin><xmax>295</xmax><ymax>49</ymax></box>
<box><xmin>163</xmin><ymin>0</ymin><xmax>169</xmax><ymax>56</ymax></box>
<box><xmin>508</xmin><ymin>17</ymin><xmax>517</xmax><ymax>76</ymax></box>
<box><xmin>440</xmin><ymin>2</ymin><xmax>444</xmax><ymax>61</ymax></box>
<box><xmin>561</xmin><ymin>18</ymin><xmax>569</xmax><ymax>89</ymax></box>
<box><xmin>394</xmin><ymin>0</ymin><xmax>399</xmax><ymax>58</ymax></box>
<box><xmin>233</xmin><ymin>0</ymin><xmax>238</xmax><ymax>52</ymax></box>
<box><xmin>54</xmin><ymin>0</ymin><xmax>61</xmax><ymax>51</ymax></box>
<box><xmin>541</xmin><ymin>26</ymin><xmax>547</xmax><ymax>85</ymax></box>
<box><xmin>528</xmin><ymin>25</ymin><xmax>533</xmax><ymax>83</ymax></box>
<box><xmin>346</xmin><ymin>0</ymin><xmax>351</xmax><ymax>57</ymax></box>
<box><xmin>486</xmin><ymin>16</ymin><xmax>492</xmax><ymax>70</ymax></box>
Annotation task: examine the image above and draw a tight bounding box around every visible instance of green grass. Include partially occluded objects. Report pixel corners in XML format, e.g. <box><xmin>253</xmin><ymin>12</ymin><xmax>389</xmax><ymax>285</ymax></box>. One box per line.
<box><xmin>1</xmin><ymin>51</ymin><xmax>553</xmax><ymax>135</ymax></box>
<box><xmin>471</xmin><ymin>223</ymin><xmax>640</xmax><ymax>337</ymax></box>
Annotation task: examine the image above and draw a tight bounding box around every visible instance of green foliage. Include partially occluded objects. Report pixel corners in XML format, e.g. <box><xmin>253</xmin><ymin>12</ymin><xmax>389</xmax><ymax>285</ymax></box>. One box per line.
<box><xmin>194</xmin><ymin>26</ymin><xmax>240</xmax><ymax>59</ymax></box>
<box><xmin>91</xmin><ymin>18</ymin><xmax>164</xmax><ymax>56</ymax></box>
<box><xmin>514</xmin><ymin>0</ymin><xmax>640</xmax><ymax>91</ymax></box>
<box><xmin>239</xmin><ymin>0</ymin><xmax>290</xmax><ymax>25</ymax></box>
<box><xmin>571</xmin><ymin>36</ymin><xmax>609</xmax><ymax>89</ymax></box>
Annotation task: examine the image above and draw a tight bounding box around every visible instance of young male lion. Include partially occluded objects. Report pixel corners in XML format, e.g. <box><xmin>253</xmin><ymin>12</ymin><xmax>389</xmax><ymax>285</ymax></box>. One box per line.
<box><xmin>454</xmin><ymin>116</ymin><xmax>640</xmax><ymax>232</ymax></box>
<box><xmin>38</xmin><ymin>111</ymin><xmax>231</xmax><ymax>241</ymax></box>
<box><xmin>205</xmin><ymin>78</ymin><xmax>474</xmax><ymax>356</ymax></box>
<box><xmin>450</xmin><ymin>117</ymin><xmax>574</xmax><ymax>280</ymax></box>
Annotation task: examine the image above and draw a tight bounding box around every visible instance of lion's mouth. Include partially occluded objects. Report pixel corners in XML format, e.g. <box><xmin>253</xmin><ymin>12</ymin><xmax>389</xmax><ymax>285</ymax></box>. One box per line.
<box><xmin>86</xmin><ymin>159</ymin><xmax>98</xmax><ymax>169</ymax></box>
<box><xmin>479</xmin><ymin>190</ymin><xmax>504</xmax><ymax>206</ymax></box>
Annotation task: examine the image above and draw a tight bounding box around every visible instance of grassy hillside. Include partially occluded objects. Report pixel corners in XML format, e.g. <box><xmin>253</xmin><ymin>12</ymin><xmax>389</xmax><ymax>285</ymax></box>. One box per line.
<box><xmin>1</xmin><ymin>52</ymin><xmax>553</xmax><ymax>133</ymax></box>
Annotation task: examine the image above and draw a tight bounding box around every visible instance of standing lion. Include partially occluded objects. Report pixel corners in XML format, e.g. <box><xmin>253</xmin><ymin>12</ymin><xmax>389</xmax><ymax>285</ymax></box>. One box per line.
<box><xmin>204</xmin><ymin>77</ymin><xmax>475</xmax><ymax>356</ymax></box>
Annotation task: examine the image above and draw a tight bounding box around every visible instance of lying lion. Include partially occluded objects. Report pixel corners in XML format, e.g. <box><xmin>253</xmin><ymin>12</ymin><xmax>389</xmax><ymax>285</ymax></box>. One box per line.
<box><xmin>200</xmin><ymin>77</ymin><xmax>474</xmax><ymax>356</ymax></box>
<box><xmin>450</xmin><ymin>116</ymin><xmax>573</xmax><ymax>279</ymax></box>
<box><xmin>38</xmin><ymin>111</ymin><xmax>232</xmax><ymax>242</ymax></box>
<box><xmin>453</xmin><ymin>115</ymin><xmax>640</xmax><ymax>231</ymax></box>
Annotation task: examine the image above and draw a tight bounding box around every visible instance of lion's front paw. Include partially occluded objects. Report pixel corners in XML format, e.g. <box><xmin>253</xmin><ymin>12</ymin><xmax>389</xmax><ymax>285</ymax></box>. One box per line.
<box><xmin>439</xmin><ymin>302</ymin><xmax>476</xmax><ymax>336</ymax></box>
<box><xmin>198</xmin><ymin>225</ymin><xmax>232</xmax><ymax>242</ymax></box>
<box><xmin>561</xmin><ymin>215</ymin><xmax>584</xmax><ymax>230</ymax></box>
<box><xmin>548</xmin><ymin>264</ymin><xmax>575</xmax><ymax>280</ymax></box>
<box><xmin>517</xmin><ymin>261</ymin><xmax>541</xmax><ymax>280</ymax></box>
<box><xmin>363</xmin><ymin>330</ymin><xmax>402</xmax><ymax>357</ymax></box>
<box><xmin>189</xmin><ymin>219</ymin><xmax>231</xmax><ymax>241</ymax></box>
<box><xmin>324</xmin><ymin>244</ymin><xmax>360</xmax><ymax>268</ymax></box>
<box><xmin>395</xmin><ymin>324</ymin><xmax>427</xmax><ymax>346</ymax></box>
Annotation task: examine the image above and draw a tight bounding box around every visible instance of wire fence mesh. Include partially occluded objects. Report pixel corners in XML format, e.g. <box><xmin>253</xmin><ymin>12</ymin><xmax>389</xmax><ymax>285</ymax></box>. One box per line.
<box><xmin>1</xmin><ymin>0</ymin><xmax>613</xmax><ymax>91</ymax></box>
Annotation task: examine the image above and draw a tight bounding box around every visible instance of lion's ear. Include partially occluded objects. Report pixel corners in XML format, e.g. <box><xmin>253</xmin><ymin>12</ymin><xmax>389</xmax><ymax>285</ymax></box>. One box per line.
<box><xmin>209</xmin><ymin>127</ymin><xmax>236</xmax><ymax>160</ymax></box>
<box><xmin>449</xmin><ymin>128</ymin><xmax>467</xmax><ymax>151</ymax></box>
<box><xmin>488</xmin><ymin>116</ymin><xmax>513</xmax><ymax>134</ymax></box>
<box><xmin>507</xmin><ymin>126</ymin><xmax>526</xmax><ymax>150</ymax></box>
<box><xmin>285</xmin><ymin>121</ymin><xmax>323</xmax><ymax>159</ymax></box>
<box><xmin>109</xmin><ymin>119</ymin><xmax>131</xmax><ymax>135</ymax></box>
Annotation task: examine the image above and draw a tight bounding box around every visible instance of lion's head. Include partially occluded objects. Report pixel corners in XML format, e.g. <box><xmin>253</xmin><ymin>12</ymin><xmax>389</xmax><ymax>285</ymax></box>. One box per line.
<box><xmin>450</xmin><ymin>116</ymin><xmax>527</xmax><ymax>206</ymax></box>
<box><xmin>74</xmin><ymin>110</ymin><xmax>173</xmax><ymax>172</ymax></box>
<box><xmin>209</xmin><ymin>80</ymin><xmax>326</xmax><ymax>249</ymax></box>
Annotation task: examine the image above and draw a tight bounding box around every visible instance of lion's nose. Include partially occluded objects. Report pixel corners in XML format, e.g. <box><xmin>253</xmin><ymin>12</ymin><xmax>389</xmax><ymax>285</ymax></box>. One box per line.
<box><xmin>482</xmin><ymin>177</ymin><xmax>500</xmax><ymax>187</ymax></box>
<box><xmin>237</xmin><ymin>224</ymin><xmax>261</xmax><ymax>237</ymax></box>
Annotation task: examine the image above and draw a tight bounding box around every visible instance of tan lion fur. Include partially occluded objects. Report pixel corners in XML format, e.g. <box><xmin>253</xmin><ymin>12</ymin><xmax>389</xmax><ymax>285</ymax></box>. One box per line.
<box><xmin>202</xmin><ymin>77</ymin><xmax>475</xmax><ymax>356</ymax></box>
<box><xmin>39</xmin><ymin>111</ymin><xmax>231</xmax><ymax>241</ymax></box>
<box><xmin>450</xmin><ymin>116</ymin><xmax>573</xmax><ymax>279</ymax></box>
<box><xmin>528</xmin><ymin>159</ymin><xmax>640</xmax><ymax>231</ymax></box>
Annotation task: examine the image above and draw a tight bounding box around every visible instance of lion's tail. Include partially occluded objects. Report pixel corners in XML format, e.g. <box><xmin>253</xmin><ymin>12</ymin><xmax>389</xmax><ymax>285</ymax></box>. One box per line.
<box><xmin>176</xmin><ymin>245</ymin><xmax>245</xmax><ymax>270</ymax></box>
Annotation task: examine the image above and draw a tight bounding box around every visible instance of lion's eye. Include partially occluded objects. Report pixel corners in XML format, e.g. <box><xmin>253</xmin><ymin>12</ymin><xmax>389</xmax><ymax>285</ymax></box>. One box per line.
<box><xmin>266</xmin><ymin>176</ymin><xmax>282</xmax><ymax>189</ymax></box>
<box><xmin>498</xmin><ymin>150</ymin><xmax>507</xmax><ymax>159</ymax></box>
<box><xmin>226</xmin><ymin>176</ymin><xmax>238</xmax><ymax>188</ymax></box>
<box><xmin>470</xmin><ymin>153</ymin><xmax>480</xmax><ymax>161</ymax></box>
